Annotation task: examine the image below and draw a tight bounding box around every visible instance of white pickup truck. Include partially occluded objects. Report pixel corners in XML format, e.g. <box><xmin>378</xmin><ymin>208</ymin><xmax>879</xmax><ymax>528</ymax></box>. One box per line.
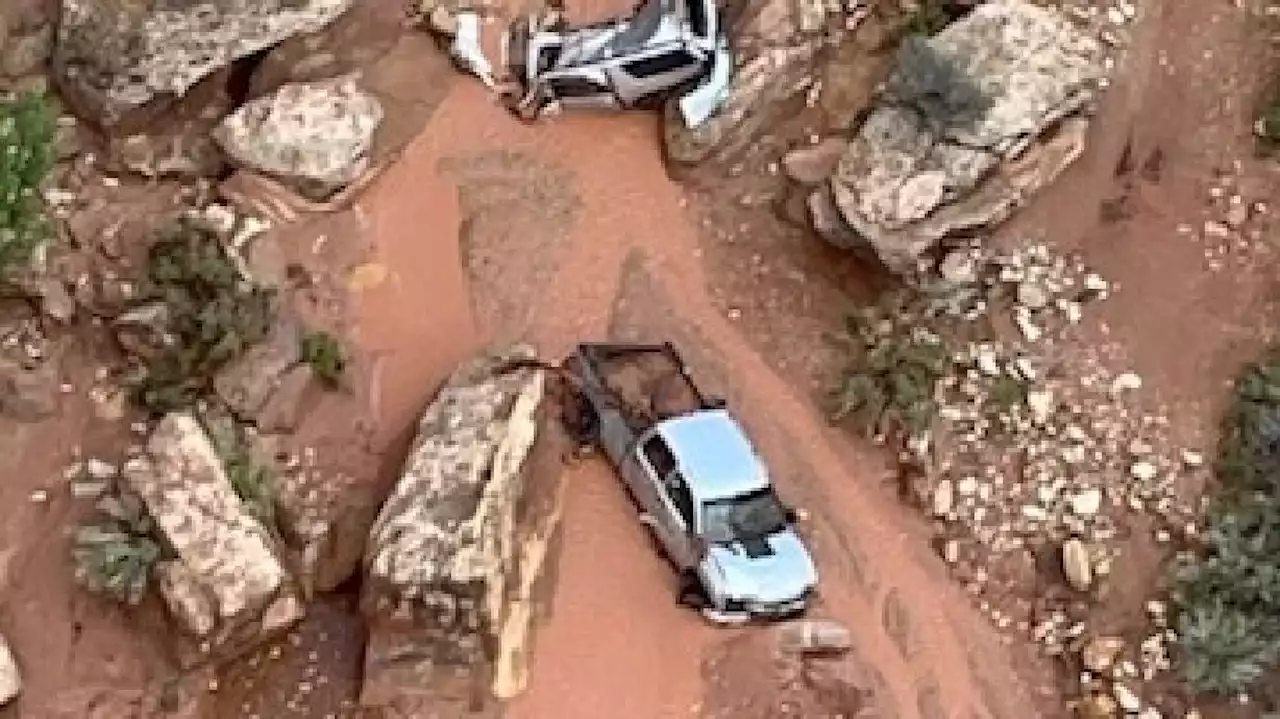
<box><xmin>562</xmin><ymin>342</ymin><xmax>818</xmax><ymax>623</ymax></box>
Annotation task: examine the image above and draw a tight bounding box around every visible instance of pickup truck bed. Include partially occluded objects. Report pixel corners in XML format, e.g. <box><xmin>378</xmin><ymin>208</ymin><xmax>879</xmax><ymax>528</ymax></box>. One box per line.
<box><xmin>567</xmin><ymin>343</ymin><xmax>711</xmax><ymax>435</ymax></box>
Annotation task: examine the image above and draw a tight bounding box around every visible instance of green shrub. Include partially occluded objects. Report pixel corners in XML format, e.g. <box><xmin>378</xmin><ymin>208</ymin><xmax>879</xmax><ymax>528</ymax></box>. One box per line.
<box><xmin>201</xmin><ymin>410</ymin><xmax>278</xmax><ymax>532</ymax></box>
<box><xmin>134</xmin><ymin>218</ymin><xmax>276</xmax><ymax>413</ymax></box>
<box><xmin>72</xmin><ymin>491</ymin><xmax>163</xmax><ymax>605</ymax></box>
<box><xmin>1171</xmin><ymin>350</ymin><xmax>1280</xmax><ymax>694</ymax></box>
<box><xmin>300</xmin><ymin>330</ymin><xmax>346</xmax><ymax>389</ymax></box>
<box><xmin>830</xmin><ymin>310</ymin><xmax>950</xmax><ymax>437</ymax></box>
<box><xmin>0</xmin><ymin>92</ymin><xmax>55</xmax><ymax>277</ymax></box>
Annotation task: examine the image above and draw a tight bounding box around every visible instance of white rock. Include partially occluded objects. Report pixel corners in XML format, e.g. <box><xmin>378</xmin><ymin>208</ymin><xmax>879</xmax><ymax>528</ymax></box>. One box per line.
<box><xmin>932</xmin><ymin>479</ymin><xmax>955</xmax><ymax>517</ymax></box>
<box><xmin>1110</xmin><ymin>371</ymin><xmax>1143</xmax><ymax>394</ymax></box>
<box><xmin>1062</xmin><ymin>538</ymin><xmax>1093</xmax><ymax>591</ymax></box>
<box><xmin>85</xmin><ymin>458</ymin><xmax>117</xmax><ymax>480</ymax></box>
<box><xmin>0</xmin><ymin>633</ymin><xmax>18</xmax><ymax>706</ymax></box>
<box><xmin>1070</xmin><ymin>488</ymin><xmax>1103</xmax><ymax>517</ymax></box>
<box><xmin>1026</xmin><ymin>389</ymin><xmax>1054</xmax><ymax>425</ymax></box>
<box><xmin>1017</xmin><ymin>281</ymin><xmax>1050</xmax><ymax>310</ymax></box>
<box><xmin>1129</xmin><ymin>460</ymin><xmax>1158</xmax><ymax>482</ymax></box>
<box><xmin>1113</xmin><ymin>682</ymin><xmax>1141</xmax><ymax>712</ymax></box>
<box><xmin>975</xmin><ymin>346</ymin><xmax>1001</xmax><ymax>376</ymax></box>
<box><xmin>1180</xmin><ymin>449</ymin><xmax>1204</xmax><ymax>467</ymax></box>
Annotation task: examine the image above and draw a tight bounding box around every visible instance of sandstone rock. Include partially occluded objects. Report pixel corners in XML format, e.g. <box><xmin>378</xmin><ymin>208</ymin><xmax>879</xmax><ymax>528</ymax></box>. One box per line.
<box><xmin>1082</xmin><ymin>635</ymin><xmax>1125</xmax><ymax>673</ymax></box>
<box><xmin>53</xmin><ymin>0</ymin><xmax>355</xmax><ymax>128</ymax></box>
<box><xmin>775</xmin><ymin>619</ymin><xmax>853</xmax><ymax>655</ymax></box>
<box><xmin>1077</xmin><ymin>693</ymin><xmax>1119</xmax><ymax>719</ymax></box>
<box><xmin>931</xmin><ymin>478</ymin><xmax>954</xmax><ymax>517</ymax></box>
<box><xmin>1061</xmin><ymin>538</ymin><xmax>1093</xmax><ymax>591</ymax></box>
<box><xmin>213</xmin><ymin>75</ymin><xmax>383</xmax><ymax>200</ymax></box>
<box><xmin>212</xmin><ymin>321</ymin><xmax>301</xmax><ymax>423</ymax></box>
<box><xmin>1112</xmin><ymin>683</ymin><xmax>1141</xmax><ymax>713</ymax></box>
<box><xmin>1069</xmin><ymin>487</ymin><xmax>1103</xmax><ymax>517</ymax></box>
<box><xmin>156</xmin><ymin>561</ymin><xmax>217</xmax><ymax>638</ymax></box>
<box><xmin>0</xmin><ymin>357</ymin><xmax>60</xmax><ymax>421</ymax></box>
<box><xmin>0</xmin><ymin>632</ymin><xmax>19</xmax><ymax>706</ymax></box>
<box><xmin>122</xmin><ymin>413</ymin><xmax>298</xmax><ymax>655</ymax></box>
<box><xmin>362</xmin><ymin>345</ymin><xmax>563</xmax><ymax>710</ymax></box>
<box><xmin>826</xmin><ymin>0</ymin><xmax>1103</xmax><ymax>275</ymax></box>
<box><xmin>783</xmin><ymin>138</ymin><xmax>849</xmax><ymax>185</ymax></box>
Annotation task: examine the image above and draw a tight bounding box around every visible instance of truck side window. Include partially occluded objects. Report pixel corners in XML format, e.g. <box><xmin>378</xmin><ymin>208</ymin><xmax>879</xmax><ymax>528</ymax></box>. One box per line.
<box><xmin>667</xmin><ymin>481</ymin><xmax>695</xmax><ymax>527</ymax></box>
<box><xmin>642</xmin><ymin>436</ymin><xmax>676</xmax><ymax>477</ymax></box>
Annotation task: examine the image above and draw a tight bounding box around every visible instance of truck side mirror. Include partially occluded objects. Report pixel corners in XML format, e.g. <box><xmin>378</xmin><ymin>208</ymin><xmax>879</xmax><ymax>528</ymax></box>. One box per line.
<box><xmin>706</xmin><ymin>396</ymin><xmax>727</xmax><ymax>409</ymax></box>
<box><xmin>784</xmin><ymin>507</ymin><xmax>799</xmax><ymax>524</ymax></box>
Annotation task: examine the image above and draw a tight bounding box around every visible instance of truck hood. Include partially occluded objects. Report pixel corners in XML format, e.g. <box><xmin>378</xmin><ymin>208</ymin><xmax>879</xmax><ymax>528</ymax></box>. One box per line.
<box><xmin>702</xmin><ymin>528</ymin><xmax>817</xmax><ymax>605</ymax></box>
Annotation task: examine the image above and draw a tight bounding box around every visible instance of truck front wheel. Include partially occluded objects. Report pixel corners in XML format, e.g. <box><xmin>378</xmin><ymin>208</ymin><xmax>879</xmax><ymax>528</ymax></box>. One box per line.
<box><xmin>676</xmin><ymin>570</ymin><xmax>708</xmax><ymax>609</ymax></box>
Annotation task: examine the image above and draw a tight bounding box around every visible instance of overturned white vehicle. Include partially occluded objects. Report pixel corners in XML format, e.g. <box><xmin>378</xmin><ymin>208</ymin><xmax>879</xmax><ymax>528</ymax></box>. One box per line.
<box><xmin>451</xmin><ymin>0</ymin><xmax>733</xmax><ymax>127</ymax></box>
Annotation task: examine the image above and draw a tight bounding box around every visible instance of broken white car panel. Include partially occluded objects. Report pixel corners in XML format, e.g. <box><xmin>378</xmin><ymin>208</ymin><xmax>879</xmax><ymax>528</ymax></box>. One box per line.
<box><xmin>564</xmin><ymin>343</ymin><xmax>819</xmax><ymax>624</ymax></box>
<box><xmin>454</xmin><ymin>0</ymin><xmax>731</xmax><ymax>127</ymax></box>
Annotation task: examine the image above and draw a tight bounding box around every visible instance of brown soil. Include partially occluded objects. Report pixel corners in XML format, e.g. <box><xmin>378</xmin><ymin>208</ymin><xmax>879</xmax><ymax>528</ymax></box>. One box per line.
<box><xmin>1</xmin><ymin>0</ymin><xmax>1277</xmax><ymax>717</ymax></box>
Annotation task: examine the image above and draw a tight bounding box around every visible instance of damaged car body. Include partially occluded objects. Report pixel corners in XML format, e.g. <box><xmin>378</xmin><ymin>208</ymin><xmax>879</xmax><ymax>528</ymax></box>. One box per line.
<box><xmin>450</xmin><ymin>0</ymin><xmax>733</xmax><ymax>127</ymax></box>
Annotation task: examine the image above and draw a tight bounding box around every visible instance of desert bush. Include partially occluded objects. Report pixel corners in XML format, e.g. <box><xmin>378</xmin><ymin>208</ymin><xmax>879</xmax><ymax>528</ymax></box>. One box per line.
<box><xmin>134</xmin><ymin>218</ymin><xmax>276</xmax><ymax>413</ymax></box>
<box><xmin>1171</xmin><ymin>350</ymin><xmax>1280</xmax><ymax>694</ymax></box>
<box><xmin>300</xmin><ymin>330</ymin><xmax>347</xmax><ymax>389</ymax></box>
<box><xmin>0</xmin><ymin>92</ymin><xmax>55</xmax><ymax>277</ymax></box>
<box><xmin>902</xmin><ymin>0</ymin><xmax>953</xmax><ymax>36</ymax></box>
<box><xmin>830</xmin><ymin>309</ymin><xmax>950</xmax><ymax>438</ymax></box>
<box><xmin>72</xmin><ymin>490</ymin><xmax>163</xmax><ymax>605</ymax></box>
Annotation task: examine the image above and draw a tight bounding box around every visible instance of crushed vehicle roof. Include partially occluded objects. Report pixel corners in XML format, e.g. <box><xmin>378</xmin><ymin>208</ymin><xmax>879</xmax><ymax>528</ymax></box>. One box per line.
<box><xmin>657</xmin><ymin>409</ymin><xmax>770</xmax><ymax>501</ymax></box>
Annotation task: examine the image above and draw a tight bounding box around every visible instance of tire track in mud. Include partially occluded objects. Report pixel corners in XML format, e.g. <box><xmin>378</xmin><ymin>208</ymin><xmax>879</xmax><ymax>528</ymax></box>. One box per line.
<box><xmin>363</xmin><ymin>75</ymin><xmax>1036</xmax><ymax>716</ymax></box>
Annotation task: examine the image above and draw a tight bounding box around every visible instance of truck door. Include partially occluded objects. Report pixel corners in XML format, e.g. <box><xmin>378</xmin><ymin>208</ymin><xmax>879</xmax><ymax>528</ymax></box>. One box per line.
<box><xmin>636</xmin><ymin>435</ymin><xmax>695</xmax><ymax>564</ymax></box>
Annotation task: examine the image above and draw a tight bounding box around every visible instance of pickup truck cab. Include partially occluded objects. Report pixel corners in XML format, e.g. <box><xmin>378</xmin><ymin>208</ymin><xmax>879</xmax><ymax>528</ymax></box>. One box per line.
<box><xmin>564</xmin><ymin>343</ymin><xmax>818</xmax><ymax>623</ymax></box>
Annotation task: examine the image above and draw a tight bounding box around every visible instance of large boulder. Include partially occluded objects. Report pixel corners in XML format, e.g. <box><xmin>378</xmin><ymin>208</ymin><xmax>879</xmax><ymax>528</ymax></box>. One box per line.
<box><xmin>0</xmin><ymin>631</ymin><xmax>19</xmax><ymax>707</ymax></box>
<box><xmin>824</xmin><ymin>0</ymin><xmax>1104</xmax><ymax>276</ymax></box>
<box><xmin>213</xmin><ymin>75</ymin><xmax>383</xmax><ymax>200</ymax></box>
<box><xmin>361</xmin><ymin>345</ymin><xmax>564</xmax><ymax>714</ymax></box>
<box><xmin>52</xmin><ymin>0</ymin><xmax>355</xmax><ymax>129</ymax></box>
<box><xmin>121</xmin><ymin>413</ymin><xmax>301</xmax><ymax>662</ymax></box>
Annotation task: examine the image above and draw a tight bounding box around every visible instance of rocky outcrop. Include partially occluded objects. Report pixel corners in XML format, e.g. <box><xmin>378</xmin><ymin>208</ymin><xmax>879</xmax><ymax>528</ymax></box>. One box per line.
<box><xmin>52</xmin><ymin>0</ymin><xmax>355</xmax><ymax>128</ymax></box>
<box><xmin>0</xmin><ymin>0</ymin><xmax>55</xmax><ymax>85</ymax></box>
<box><xmin>822</xmin><ymin>0</ymin><xmax>1104</xmax><ymax>276</ymax></box>
<box><xmin>0</xmin><ymin>631</ymin><xmax>19</xmax><ymax>707</ymax></box>
<box><xmin>662</xmin><ymin>0</ymin><xmax>824</xmax><ymax>166</ymax></box>
<box><xmin>121</xmin><ymin>413</ymin><xmax>301</xmax><ymax>661</ymax></box>
<box><xmin>213</xmin><ymin>75</ymin><xmax>384</xmax><ymax>200</ymax></box>
<box><xmin>361</xmin><ymin>345</ymin><xmax>564</xmax><ymax>714</ymax></box>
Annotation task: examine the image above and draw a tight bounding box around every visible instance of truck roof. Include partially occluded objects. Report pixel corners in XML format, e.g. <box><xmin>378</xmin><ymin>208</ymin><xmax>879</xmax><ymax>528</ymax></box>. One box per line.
<box><xmin>657</xmin><ymin>409</ymin><xmax>769</xmax><ymax>501</ymax></box>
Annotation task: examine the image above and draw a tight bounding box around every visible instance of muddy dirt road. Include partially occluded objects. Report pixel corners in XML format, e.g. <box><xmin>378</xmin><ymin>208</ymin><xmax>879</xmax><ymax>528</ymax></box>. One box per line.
<box><xmin>344</xmin><ymin>48</ymin><xmax>1039</xmax><ymax>719</ymax></box>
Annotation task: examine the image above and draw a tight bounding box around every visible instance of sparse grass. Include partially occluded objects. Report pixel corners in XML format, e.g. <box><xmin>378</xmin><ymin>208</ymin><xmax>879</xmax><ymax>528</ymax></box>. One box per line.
<box><xmin>902</xmin><ymin>0</ymin><xmax>952</xmax><ymax>36</ymax></box>
<box><xmin>300</xmin><ymin>330</ymin><xmax>346</xmax><ymax>389</ymax></box>
<box><xmin>72</xmin><ymin>490</ymin><xmax>163</xmax><ymax>605</ymax></box>
<box><xmin>133</xmin><ymin>217</ymin><xmax>276</xmax><ymax>413</ymax></box>
<box><xmin>202</xmin><ymin>411</ymin><xmax>278</xmax><ymax>533</ymax></box>
<box><xmin>1170</xmin><ymin>349</ymin><xmax>1280</xmax><ymax>695</ymax></box>
<box><xmin>0</xmin><ymin>92</ymin><xmax>55</xmax><ymax>278</ymax></box>
<box><xmin>1256</xmin><ymin>96</ymin><xmax>1280</xmax><ymax>149</ymax></box>
<box><xmin>830</xmin><ymin>309</ymin><xmax>950</xmax><ymax>438</ymax></box>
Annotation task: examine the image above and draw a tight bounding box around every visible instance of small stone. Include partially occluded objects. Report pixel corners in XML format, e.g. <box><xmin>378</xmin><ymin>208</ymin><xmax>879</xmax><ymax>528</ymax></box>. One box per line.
<box><xmin>1070</xmin><ymin>488</ymin><xmax>1103</xmax><ymax>517</ymax></box>
<box><xmin>776</xmin><ymin>619</ymin><xmax>853</xmax><ymax>655</ymax></box>
<box><xmin>938</xmin><ymin>251</ymin><xmax>978</xmax><ymax>285</ymax></box>
<box><xmin>85</xmin><ymin>459</ymin><xmax>117</xmax><ymax>480</ymax></box>
<box><xmin>1180</xmin><ymin>449</ymin><xmax>1204</xmax><ymax>467</ymax></box>
<box><xmin>1062</xmin><ymin>538</ymin><xmax>1093</xmax><ymax>591</ymax></box>
<box><xmin>932</xmin><ymin>479</ymin><xmax>954</xmax><ymax>517</ymax></box>
<box><xmin>1225</xmin><ymin>200</ymin><xmax>1249</xmax><ymax>229</ymax></box>
<box><xmin>1129</xmin><ymin>461</ymin><xmax>1158</xmax><ymax>482</ymax></box>
<box><xmin>1112</xmin><ymin>683</ymin><xmax>1141</xmax><ymax>712</ymax></box>
<box><xmin>28</xmin><ymin>490</ymin><xmax>48</xmax><ymax>503</ymax></box>
<box><xmin>1017</xmin><ymin>281</ymin><xmax>1050</xmax><ymax>310</ymax></box>
<box><xmin>781</xmin><ymin>138</ymin><xmax>848</xmax><ymax>185</ymax></box>
<box><xmin>1077</xmin><ymin>693</ymin><xmax>1118</xmax><ymax>719</ymax></box>
<box><xmin>943</xmin><ymin>540</ymin><xmax>960</xmax><ymax>564</ymax></box>
<box><xmin>1082</xmin><ymin>636</ymin><xmax>1125</xmax><ymax>672</ymax></box>
<box><xmin>1026</xmin><ymin>389</ymin><xmax>1054</xmax><ymax>426</ymax></box>
<box><xmin>1110</xmin><ymin>372</ymin><xmax>1143</xmax><ymax>394</ymax></box>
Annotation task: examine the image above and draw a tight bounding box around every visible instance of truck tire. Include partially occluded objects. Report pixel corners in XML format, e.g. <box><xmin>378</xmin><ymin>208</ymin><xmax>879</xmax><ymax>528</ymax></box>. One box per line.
<box><xmin>676</xmin><ymin>570</ymin><xmax>709</xmax><ymax>609</ymax></box>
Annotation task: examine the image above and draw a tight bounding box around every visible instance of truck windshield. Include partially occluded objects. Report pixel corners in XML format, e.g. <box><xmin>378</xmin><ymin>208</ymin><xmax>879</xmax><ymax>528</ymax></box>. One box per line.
<box><xmin>702</xmin><ymin>488</ymin><xmax>789</xmax><ymax>544</ymax></box>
